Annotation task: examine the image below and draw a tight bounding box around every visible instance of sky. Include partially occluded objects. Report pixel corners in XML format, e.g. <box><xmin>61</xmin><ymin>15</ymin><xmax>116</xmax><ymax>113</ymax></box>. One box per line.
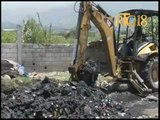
<box><xmin>1</xmin><ymin>1</ymin><xmax>158</xmax><ymax>28</ymax></box>
<box><xmin>2</xmin><ymin>1</ymin><xmax>158</xmax><ymax>13</ymax></box>
<box><xmin>2</xmin><ymin>2</ymin><xmax>73</xmax><ymax>12</ymax></box>
<box><xmin>2</xmin><ymin>2</ymin><xmax>74</xmax><ymax>17</ymax></box>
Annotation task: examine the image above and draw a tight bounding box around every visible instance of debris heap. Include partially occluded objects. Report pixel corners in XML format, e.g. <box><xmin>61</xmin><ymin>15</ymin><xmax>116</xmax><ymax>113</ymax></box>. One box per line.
<box><xmin>1</xmin><ymin>77</ymin><xmax>130</xmax><ymax>119</ymax></box>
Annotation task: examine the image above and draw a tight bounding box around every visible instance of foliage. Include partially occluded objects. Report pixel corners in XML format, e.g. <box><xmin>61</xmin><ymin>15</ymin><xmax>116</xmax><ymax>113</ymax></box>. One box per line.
<box><xmin>2</xmin><ymin>17</ymin><xmax>105</xmax><ymax>44</ymax></box>
<box><xmin>1</xmin><ymin>76</ymin><xmax>33</xmax><ymax>91</ymax></box>
<box><xmin>23</xmin><ymin>17</ymin><xmax>47</xmax><ymax>43</ymax></box>
<box><xmin>88</xmin><ymin>32</ymin><xmax>101</xmax><ymax>42</ymax></box>
<box><xmin>22</xmin><ymin>16</ymin><xmax>75</xmax><ymax>44</ymax></box>
<box><xmin>1</xmin><ymin>31</ymin><xmax>16</xmax><ymax>43</ymax></box>
<box><xmin>22</xmin><ymin>15</ymin><xmax>102</xmax><ymax>44</ymax></box>
<box><xmin>142</xmin><ymin>16</ymin><xmax>158</xmax><ymax>38</ymax></box>
<box><xmin>1</xmin><ymin>13</ymin><xmax>101</xmax><ymax>44</ymax></box>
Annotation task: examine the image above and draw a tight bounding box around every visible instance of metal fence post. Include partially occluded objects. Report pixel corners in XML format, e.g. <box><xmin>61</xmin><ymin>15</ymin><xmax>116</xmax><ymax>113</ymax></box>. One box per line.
<box><xmin>17</xmin><ymin>25</ymin><xmax>22</xmax><ymax>64</ymax></box>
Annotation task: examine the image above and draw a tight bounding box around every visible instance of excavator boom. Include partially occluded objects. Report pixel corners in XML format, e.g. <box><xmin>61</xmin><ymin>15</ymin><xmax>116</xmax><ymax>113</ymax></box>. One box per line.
<box><xmin>69</xmin><ymin>2</ymin><xmax>117</xmax><ymax>79</ymax></box>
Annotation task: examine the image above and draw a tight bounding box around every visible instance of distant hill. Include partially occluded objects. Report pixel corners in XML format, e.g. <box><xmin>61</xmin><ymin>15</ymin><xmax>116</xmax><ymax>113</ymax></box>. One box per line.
<box><xmin>2</xmin><ymin>4</ymin><xmax>78</xmax><ymax>30</ymax></box>
<box><xmin>2</xmin><ymin>21</ymin><xmax>17</xmax><ymax>29</ymax></box>
<box><xmin>40</xmin><ymin>4</ymin><xmax>78</xmax><ymax>29</ymax></box>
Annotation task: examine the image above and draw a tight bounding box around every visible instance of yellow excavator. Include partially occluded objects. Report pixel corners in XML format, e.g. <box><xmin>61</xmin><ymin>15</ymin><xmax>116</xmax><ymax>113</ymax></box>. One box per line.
<box><xmin>68</xmin><ymin>1</ymin><xmax>158</xmax><ymax>96</ymax></box>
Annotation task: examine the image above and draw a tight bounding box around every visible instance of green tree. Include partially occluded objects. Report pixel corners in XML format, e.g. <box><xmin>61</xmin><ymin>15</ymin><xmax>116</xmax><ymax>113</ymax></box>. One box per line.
<box><xmin>143</xmin><ymin>16</ymin><xmax>158</xmax><ymax>38</ymax></box>
<box><xmin>2</xmin><ymin>31</ymin><xmax>16</xmax><ymax>43</ymax></box>
<box><xmin>23</xmin><ymin>17</ymin><xmax>47</xmax><ymax>43</ymax></box>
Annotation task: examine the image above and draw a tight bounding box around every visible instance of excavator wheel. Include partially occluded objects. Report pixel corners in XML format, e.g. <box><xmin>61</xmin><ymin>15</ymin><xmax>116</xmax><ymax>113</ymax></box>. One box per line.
<box><xmin>141</xmin><ymin>57</ymin><xmax>158</xmax><ymax>92</ymax></box>
<box><xmin>77</xmin><ymin>60</ymin><xmax>98</xmax><ymax>86</ymax></box>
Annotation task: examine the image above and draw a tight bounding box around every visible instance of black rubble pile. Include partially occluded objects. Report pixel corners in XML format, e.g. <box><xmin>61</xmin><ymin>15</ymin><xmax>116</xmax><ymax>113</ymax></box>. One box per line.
<box><xmin>1</xmin><ymin>77</ymin><xmax>130</xmax><ymax>119</ymax></box>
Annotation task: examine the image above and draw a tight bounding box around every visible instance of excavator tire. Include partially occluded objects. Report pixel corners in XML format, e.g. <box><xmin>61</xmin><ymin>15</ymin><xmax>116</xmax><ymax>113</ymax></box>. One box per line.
<box><xmin>141</xmin><ymin>57</ymin><xmax>158</xmax><ymax>92</ymax></box>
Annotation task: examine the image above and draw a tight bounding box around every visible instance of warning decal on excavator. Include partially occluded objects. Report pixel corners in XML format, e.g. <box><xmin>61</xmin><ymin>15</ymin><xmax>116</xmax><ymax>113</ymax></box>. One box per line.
<box><xmin>104</xmin><ymin>17</ymin><xmax>113</xmax><ymax>29</ymax></box>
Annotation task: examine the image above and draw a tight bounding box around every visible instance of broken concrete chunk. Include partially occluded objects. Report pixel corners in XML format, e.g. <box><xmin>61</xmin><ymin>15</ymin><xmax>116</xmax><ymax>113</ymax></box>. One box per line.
<box><xmin>2</xmin><ymin>75</ymin><xmax>11</xmax><ymax>80</ymax></box>
<box><xmin>145</xmin><ymin>95</ymin><xmax>158</xmax><ymax>102</ymax></box>
<box><xmin>84</xmin><ymin>105</ymin><xmax>92</xmax><ymax>115</ymax></box>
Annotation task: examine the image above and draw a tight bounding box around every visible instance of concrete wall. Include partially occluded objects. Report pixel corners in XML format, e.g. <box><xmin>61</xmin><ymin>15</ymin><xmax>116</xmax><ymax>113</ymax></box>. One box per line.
<box><xmin>22</xmin><ymin>44</ymin><xmax>73</xmax><ymax>72</ymax></box>
<box><xmin>1</xmin><ymin>44</ymin><xmax>18</xmax><ymax>62</ymax></box>
<box><xmin>1</xmin><ymin>42</ymin><xmax>108</xmax><ymax>73</ymax></box>
<box><xmin>1</xmin><ymin>43</ymin><xmax>73</xmax><ymax>72</ymax></box>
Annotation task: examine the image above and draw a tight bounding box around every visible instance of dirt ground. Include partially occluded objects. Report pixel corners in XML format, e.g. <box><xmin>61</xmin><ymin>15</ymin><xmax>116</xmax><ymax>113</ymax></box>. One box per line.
<box><xmin>107</xmin><ymin>92</ymin><xmax>158</xmax><ymax>118</ymax></box>
<box><xmin>1</xmin><ymin>72</ymin><xmax>159</xmax><ymax>119</ymax></box>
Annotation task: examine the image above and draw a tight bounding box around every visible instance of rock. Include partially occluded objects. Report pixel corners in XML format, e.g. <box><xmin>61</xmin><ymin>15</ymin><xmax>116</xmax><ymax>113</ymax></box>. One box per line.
<box><xmin>84</xmin><ymin>105</ymin><xmax>92</xmax><ymax>115</ymax></box>
<box><xmin>40</xmin><ymin>75</ymin><xmax>47</xmax><ymax>81</ymax></box>
<box><xmin>2</xmin><ymin>75</ymin><xmax>11</xmax><ymax>80</ymax></box>
<box><xmin>111</xmin><ymin>82</ymin><xmax>130</xmax><ymax>92</ymax></box>
<box><xmin>115</xmin><ymin>104</ymin><xmax>123</xmax><ymax>111</ymax></box>
<box><xmin>118</xmin><ymin>112</ymin><xmax>126</xmax><ymax>116</ymax></box>
<box><xmin>61</xmin><ymin>86</ymin><xmax>72</xmax><ymax>96</ymax></box>
<box><xmin>71</xmin><ymin>86</ymin><xmax>76</xmax><ymax>90</ymax></box>
<box><xmin>137</xmin><ymin>116</ymin><xmax>143</xmax><ymax>119</ymax></box>
<box><xmin>146</xmin><ymin>95</ymin><xmax>158</xmax><ymax>102</ymax></box>
<box><xmin>12</xmin><ymin>95</ymin><xmax>15</xmax><ymax>100</ymax></box>
<box><xmin>41</xmin><ymin>76</ymin><xmax>50</xmax><ymax>84</ymax></box>
<box><xmin>95</xmin><ymin>116</ymin><xmax>100</xmax><ymax>119</ymax></box>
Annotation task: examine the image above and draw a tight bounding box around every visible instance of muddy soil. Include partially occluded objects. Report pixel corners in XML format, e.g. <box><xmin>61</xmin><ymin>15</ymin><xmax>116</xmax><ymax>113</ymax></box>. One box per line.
<box><xmin>107</xmin><ymin>92</ymin><xmax>158</xmax><ymax>118</ymax></box>
<box><xmin>1</xmin><ymin>77</ymin><xmax>159</xmax><ymax>119</ymax></box>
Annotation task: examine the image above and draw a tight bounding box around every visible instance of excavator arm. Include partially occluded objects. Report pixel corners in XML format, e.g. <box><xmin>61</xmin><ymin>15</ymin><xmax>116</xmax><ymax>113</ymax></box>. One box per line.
<box><xmin>90</xmin><ymin>3</ymin><xmax>117</xmax><ymax>76</ymax></box>
<box><xmin>68</xmin><ymin>1</ymin><xmax>117</xmax><ymax>83</ymax></box>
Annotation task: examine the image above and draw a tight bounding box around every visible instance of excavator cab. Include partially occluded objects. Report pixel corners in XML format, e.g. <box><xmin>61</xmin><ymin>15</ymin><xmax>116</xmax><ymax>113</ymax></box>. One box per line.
<box><xmin>117</xmin><ymin>9</ymin><xmax>158</xmax><ymax>59</ymax></box>
<box><xmin>116</xmin><ymin>9</ymin><xmax>158</xmax><ymax>94</ymax></box>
